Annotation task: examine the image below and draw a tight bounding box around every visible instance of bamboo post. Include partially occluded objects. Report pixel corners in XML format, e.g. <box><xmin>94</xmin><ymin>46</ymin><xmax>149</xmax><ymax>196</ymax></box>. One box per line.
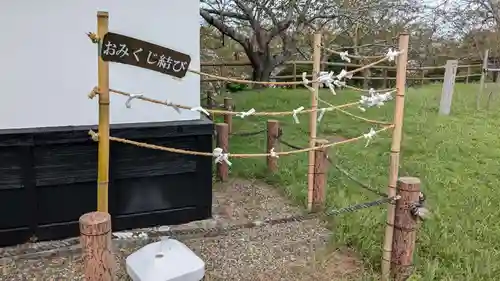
<box><xmin>96</xmin><ymin>11</ymin><xmax>110</xmax><ymax>213</ymax></box>
<box><xmin>224</xmin><ymin>97</ymin><xmax>233</xmax><ymax>134</ymax></box>
<box><xmin>477</xmin><ymin>49</ymin><xmax>489</xmax><ymax>110</ymax></box>
<box><xmin>216</xmin><ymin>123</ymin><xmax>229</xmax><ymax>181</ymax></box>
<box><xmin>266</xmin><ymin>120</ymin><xmax>279</xmax><ymax>173</ymax></box>
<box><xmin>292</xmin><ymin>62</ymin><xmax>297</xmax><ymax>89</ymax></box>
<box><xmin>79</xmin><ymin>212</ymin><xmax>115</xmax><ymax>281</ymax></box>
<box><xmin>466</xmin><ymin>66</ymin><xmax>470</xmax><ymax>84</ymax></box>
<box><xmin>307</xmin><ymin>33</ymin><xmax>322</xmax><ymax>211</ymax></box>
<box><xmin>439</xmin><ymin>60</ymin><xmax>458</xmax><ymax>115</ymax></box>
<box><xmin>312</xmin><ymin>139</ymin><xmax>329</xmax><ymax>212</ymax></box>
<box><xmin>391</xmin><ymin>177</ymin><xmax>421</xmax><ymax>281</ymax></box>
<box><xmin>381</xmin><ymin>32</ymin><xmax>410</xmax><ymax>281</ymax></box>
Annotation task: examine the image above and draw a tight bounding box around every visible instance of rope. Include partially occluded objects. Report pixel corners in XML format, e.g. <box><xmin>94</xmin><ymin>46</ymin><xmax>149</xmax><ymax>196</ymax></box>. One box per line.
<box><xmin>321</xmin><ymin>45</ymin><xmax>386</xmax><ymax>60</ymax></box>
<box><xmin>98</xmin><ymin>88</ymin><xmax>359</xmax><ymax>116</ymax></box>
<box><xmin>88</xmin><ymin>125</ymin><xmax>393</xmax><ymax>158</ymax></box>
<box><xmin>346</xmin><ymin>56</ymin><xmax>391</xmax><ymax>76</ymax></box>
<box><xmin>189</xmin><ymin>69</ymin><xmax>306</xmax><ymax>86</ymax></box>
<box><xmin>318</xmin><ymin>97</ymin><xmax>392</xmax><ymax>126</ymax></box>
<box><xmin>342</xmin><ymin>84</ymin><xmax>395</xmax><ymax>93</ymax></box>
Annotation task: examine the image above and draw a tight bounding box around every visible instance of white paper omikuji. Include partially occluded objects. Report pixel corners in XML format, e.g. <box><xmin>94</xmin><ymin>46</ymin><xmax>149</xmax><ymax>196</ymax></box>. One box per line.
<box><xmin>126</xmin><ymin>238</ymin><xmax>205</xmax><ymax>281</ymax></box>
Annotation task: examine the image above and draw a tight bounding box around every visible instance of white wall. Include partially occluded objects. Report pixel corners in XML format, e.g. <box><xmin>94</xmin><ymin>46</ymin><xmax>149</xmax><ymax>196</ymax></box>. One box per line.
<box><xmin>0</xmin><ymin>0</ymin><xmax>200</xmax><ymax>129</ymax></box>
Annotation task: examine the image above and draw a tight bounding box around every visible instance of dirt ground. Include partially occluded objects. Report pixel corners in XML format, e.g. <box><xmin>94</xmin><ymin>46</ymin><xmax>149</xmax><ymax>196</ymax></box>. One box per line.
<box><xmin>0</xmin><ymin>179</ymin><xmax>366</xmax><ymax>280</ymax></box>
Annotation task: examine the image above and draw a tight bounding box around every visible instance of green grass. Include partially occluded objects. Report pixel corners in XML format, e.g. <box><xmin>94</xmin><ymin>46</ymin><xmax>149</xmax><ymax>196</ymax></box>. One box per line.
<box><xmin>211</xmin><ymin>83</ymin><xmax>500</xmax><ymax>280</ymax></box>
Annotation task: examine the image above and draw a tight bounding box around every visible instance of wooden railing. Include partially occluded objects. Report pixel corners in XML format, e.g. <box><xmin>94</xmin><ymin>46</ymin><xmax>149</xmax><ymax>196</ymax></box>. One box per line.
<box><xmin>200</xmin><ymin>61</ymin><xmax>483</xmax><ymax>89</ymax></box>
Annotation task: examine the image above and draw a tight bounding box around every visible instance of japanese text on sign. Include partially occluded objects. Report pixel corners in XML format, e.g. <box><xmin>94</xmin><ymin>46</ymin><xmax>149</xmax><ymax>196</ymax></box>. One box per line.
<box><xmin>100</xmin><ymin>32</ymin><xmax>191</xmax><ymax>79</ymax></box>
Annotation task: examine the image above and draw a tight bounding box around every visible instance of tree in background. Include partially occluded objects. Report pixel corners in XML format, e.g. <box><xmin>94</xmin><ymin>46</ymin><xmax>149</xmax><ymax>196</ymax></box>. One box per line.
<box><xmin>200</xmin><ymin>0</ymin><xmax>382</xmax><ymax>83</ymax></box>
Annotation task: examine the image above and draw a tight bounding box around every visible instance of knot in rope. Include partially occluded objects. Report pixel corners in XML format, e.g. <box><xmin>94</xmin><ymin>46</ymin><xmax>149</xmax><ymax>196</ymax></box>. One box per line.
<box><xmin>212</xmin><ymin>148</ymin><xmax>231</xmax><ymax>166</ymax></box>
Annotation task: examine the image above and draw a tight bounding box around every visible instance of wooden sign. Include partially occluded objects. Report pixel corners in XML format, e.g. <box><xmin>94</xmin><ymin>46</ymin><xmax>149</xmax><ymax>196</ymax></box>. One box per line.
<box><xmin>100</xmin><ymin>32</ymin><xmax>191</xmax><ymax>78</ymax></box>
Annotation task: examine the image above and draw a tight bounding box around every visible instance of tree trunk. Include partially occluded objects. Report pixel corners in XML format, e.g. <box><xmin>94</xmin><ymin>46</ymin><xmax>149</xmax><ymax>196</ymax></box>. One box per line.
<box><xmin>250</xmin><ymin>59</ymin><xmax>274</xmax><ymax>88</ymax></box>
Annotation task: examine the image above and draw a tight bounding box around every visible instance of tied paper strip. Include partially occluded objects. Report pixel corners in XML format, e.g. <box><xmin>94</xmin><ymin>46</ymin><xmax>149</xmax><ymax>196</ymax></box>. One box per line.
<box><xmin>236</xmin><ymin>108</ymin><xmax>256</xmax><ymax>118</ymax></box>
<box><xmin>190</xmin><ymin>106</ymin><xmax>210</xmax><ymax>116</ymax></box>
<box><xmin>317</xmin><ymin>71</ymin><xmax>337</xmax><ymax>95</ymax></box>
<box><xmin>363</xmin><ymin>128</ymin><xmax>377</xmax><ymax>147</ymax></box>
<box><xmin>270</xmin><ymin>147</ymin><xmax>279</xmax><ymax>158</ymax></box>
<box><xmin>386</xmin><ymin>48</ymin><xmax>402</xmax><ymax>62</ymax></box>
<box><xmin>339</xmin><ymin>51</ymin><xmax>351</xmax><ymax>63</ymax></box>
<box><xmin>317</xmin><ymin>107</ymin><xmax>333</xmax><ymax>122</ymax></box>
<box><xmin>336</xmin><ymin>69</ymin><xmax>353</xmax><ymax>80</ymax></box>
<box><xmin>165</xmin><ymin>99</ymin><xmax>181</xmax><ymax>113</ymax></box>
<box><xmin>359</xmin><ymin>89</ymin><xmax>395</xmax><ymax>111</ymax></box>
<box><xmin>212</xmin><ymin>147</ymin><xmax>231</xmax><ymax>166</ymax></box>
<box><xmin>125</xmin><ymin>94</ymin><xmax>144</xmax><ymax>108</ymax></box>
<box><xmin>292</xmin><ymin>106</ymin><xmax>304</xmax><ymax>124</ymax></box>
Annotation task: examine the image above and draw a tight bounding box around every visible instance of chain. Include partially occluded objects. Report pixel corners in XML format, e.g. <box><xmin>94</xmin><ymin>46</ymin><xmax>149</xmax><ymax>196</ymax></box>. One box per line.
<box><xmin>230</xmin><ymin>128</ymin><xmax>267</xmax><ymax>137</ymax></box>
<box><xmin>0</xmin><ymin>195</ymin><xmax>397</xmax><ymax>262</ymax></box>
<box><xmin>276</xmin><ymin>130</ymin><xmax>387</xmax><ymax>198</ymax></box>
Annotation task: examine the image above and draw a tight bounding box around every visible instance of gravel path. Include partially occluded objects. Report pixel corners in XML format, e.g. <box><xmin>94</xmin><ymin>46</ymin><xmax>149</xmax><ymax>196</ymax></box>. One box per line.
<box><xmin>0</xmin><ymin>179</ymin><xmax>365</xmax><ymax>280</ymax></box>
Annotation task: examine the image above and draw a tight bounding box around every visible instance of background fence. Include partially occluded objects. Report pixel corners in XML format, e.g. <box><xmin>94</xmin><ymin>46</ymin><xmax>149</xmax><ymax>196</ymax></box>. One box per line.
<box><xmin>199</xmin><ymin>61</ymin><xmax>484</xmax><ymax>91</ymax></box>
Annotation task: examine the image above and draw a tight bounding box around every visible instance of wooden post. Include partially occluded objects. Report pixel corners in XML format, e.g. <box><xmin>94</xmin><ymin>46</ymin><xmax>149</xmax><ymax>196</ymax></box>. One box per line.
<box><xmin>219</xmin><ymin>65</ymin><xmax>225</xmax><ymax>90</ymax></box>
<box><xmin>420</xmin><ymin>69</ymin><xmax>425</xmax><ymax>86</ymax></box>
<box><xmin>266</xmin><ymin>120</ymin><xmax>279</xmax><ymax>173</ymax></box>
<box><xmin>224</xmin><ymin>97</ymin><xmax>233</xmax><ymax>134</ymax></box>
<box><xmin>439</xmin><ymin>60</ymin><xmax>458</xmax><ymax>115</ymax></box>
<box><xmin>79</xmin><ymin>212</ymin><xmax>115</xmax><ymax>281</ymax></box>
<box><xmin>307</xmin><ymin>33</ymin><xmax>322</xmax><ymax>211</ymax></box>
<box><xmin>391</xmin><ymin>177</ymin><xmax>421</xmax><ymax>281</ymax></box>
<box><xmin>206</xmin><ymin>91</ymin><xmax>215</xmax><ymax>120</ymax></box>
<box><xmin>466</xmin><ymin>66</ymin><xmax>470</xmax><ymax>84</ymax></box>
<box><xmin>382</xmin><ymin>69</ymin><xmax>388</xmax><ymax>89</ymax></box>
<box><xmin>478</xmin><ymin>49</ymin><xmax>489</xmax><ymax>110</ymax></box>
<box><xmin>312</xmin><ymin>139</ymin><xmax>329</xmax><ymax>212</ymax></box>
<box><xmin>216</xmin><ymin>123</ymin><xmax>229</xmax><ymax>182</ymax></box>
<box><xmin>381</xmin><ymin>32</ymin><xmax>409</xmax><ymax>281</ymax></box>
<box><xmin>363</xmin><ymin>69</ymin><xmax>370</xmax><ymax>89</ymax></box>
<box><xmin>96</xmin><ymin>11</ymin><xmax>110</xmax><ymax>213</ymax></box>
<box><xmin>292</xmin><ymin>62</ymin><xmax>297</xmax><ymax>89</ymax></box>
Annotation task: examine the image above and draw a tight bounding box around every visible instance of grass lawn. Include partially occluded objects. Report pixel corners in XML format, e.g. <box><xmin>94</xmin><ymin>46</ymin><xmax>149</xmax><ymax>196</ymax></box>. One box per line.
<box><xmin>211</xmin><ymin>83</ymin><xmax>500</xmax><ymax>280</ymax></box>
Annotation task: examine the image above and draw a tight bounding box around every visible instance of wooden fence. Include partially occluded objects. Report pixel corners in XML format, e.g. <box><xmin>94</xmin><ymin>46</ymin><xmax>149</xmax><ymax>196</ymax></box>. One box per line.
<box><xmin>200</xmin><ymin>61</ymin><xmax>483</xmax><ymax>89</ymax></box>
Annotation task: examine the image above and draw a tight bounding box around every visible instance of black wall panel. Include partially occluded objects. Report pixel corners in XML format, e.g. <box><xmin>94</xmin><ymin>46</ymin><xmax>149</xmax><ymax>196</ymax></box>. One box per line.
<box><xmin>0</xmin><ymin>118</ymin><xmax>213</xmax><ymax>246</ymax></box>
